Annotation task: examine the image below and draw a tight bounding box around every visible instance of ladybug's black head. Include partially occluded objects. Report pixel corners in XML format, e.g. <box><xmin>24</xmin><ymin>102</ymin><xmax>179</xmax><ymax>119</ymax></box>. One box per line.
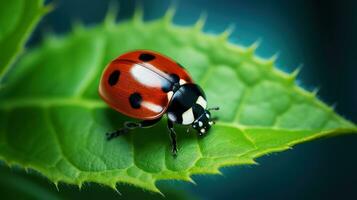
<box><xmin>192</xmin><ymin>109</ymin><xmax>215</xmax><ymax>136</ymax></box>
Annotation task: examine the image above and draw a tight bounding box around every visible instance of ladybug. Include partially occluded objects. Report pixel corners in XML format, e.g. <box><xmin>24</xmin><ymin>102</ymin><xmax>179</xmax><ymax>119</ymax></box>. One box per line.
<box><xmin>99</xmin><ymin>50</ymin><xmax>219</xmax><ymax>156</ymax></box>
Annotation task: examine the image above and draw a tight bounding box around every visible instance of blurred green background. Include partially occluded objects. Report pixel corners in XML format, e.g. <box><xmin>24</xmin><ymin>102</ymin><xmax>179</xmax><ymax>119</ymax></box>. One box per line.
<box><xmin>2</xmin><ymin>0</ymin><xmax>356</xmax><ymax>199</ymax></box>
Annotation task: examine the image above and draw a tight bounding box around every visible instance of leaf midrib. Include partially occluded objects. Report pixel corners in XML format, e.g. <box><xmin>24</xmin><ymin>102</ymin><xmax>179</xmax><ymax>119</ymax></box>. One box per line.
<box><xmin>3</xmin><ymin>96</ymin><xmax>352</xmax><ymax>134</ymax></box>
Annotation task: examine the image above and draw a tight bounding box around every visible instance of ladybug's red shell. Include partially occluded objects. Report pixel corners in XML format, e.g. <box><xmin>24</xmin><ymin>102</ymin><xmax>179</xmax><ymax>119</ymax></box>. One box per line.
<box><xmin>99</xmin><ymin>50</ymin><xmax>193</xmax><ymax>120</ymax></box>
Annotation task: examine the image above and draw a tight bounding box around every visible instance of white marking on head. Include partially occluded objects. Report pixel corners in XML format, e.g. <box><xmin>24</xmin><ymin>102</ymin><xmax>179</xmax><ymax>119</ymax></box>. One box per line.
<box><xmin>209</xmin><ymin>121</ymin><xmax>213</xmax><ymax>125</ymax></box>
<box><xmin>168</xmin><ymin>112</ymin><xmax>177</xmax><ymax>122</ymax></box>
<box><xmin>196</xmin><ymin>96</ymin><xmax>207</xmax><ymax>109</ymax></box>
<box><xmin>142</xmin><ymin>101</ymin><xmax>163</xmax><ymax>113</ymax></box>
<box><xmin>198</xmin><ymin>121</ymin><xmax>203</xmax><ymax>127</ymax></box>
<box><xmin>182</xmin><ymin>108</ymin><xmax>194</xmax><ymax>125</ymax></box>
<box><xmin>179</xmin><ymin>79</ymin><xmax>187</xmax><ymax>85</ymax></box>
<box><xmin>200</xmin><ymin>128</ymin><xmax>206</xmax><ymax>133</ymax></box>
<box><xmin>167</xmin><ymin>91</ymin><xmax>173</xmax><ymax>100</ymax></box>
<box><xmin>206</xmin><ymin>113</ymin><xmax>210</xmax><ymax>118</ymax></box>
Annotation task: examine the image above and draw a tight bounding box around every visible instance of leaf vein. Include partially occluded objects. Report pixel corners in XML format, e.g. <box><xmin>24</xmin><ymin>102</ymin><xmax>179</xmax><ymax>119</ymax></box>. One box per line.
<box><xmin>73</xmin><ymin>37</ymin><xmax>107</xmax><ymax>97</ymax></box>
<box><xmin>45</xmin><ymin>107</ymin><xmax>82</xmax><ymax>175</ymax></box>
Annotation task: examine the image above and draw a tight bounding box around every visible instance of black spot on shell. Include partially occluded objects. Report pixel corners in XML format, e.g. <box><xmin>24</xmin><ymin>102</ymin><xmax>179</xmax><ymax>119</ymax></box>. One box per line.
<box><xmin>129</xmin><ymin>92</ymin><xmax>142</xmax><ymax>109</ymax></box>
<box><xmin>108</xmin><ymin>70</ymin><xmax>120</xmax><ymax>86</ymax></box>
<box><xmin>139</xmin><ymin>53</ymin><xmax>155</xmax><ymax>62</ymax></box>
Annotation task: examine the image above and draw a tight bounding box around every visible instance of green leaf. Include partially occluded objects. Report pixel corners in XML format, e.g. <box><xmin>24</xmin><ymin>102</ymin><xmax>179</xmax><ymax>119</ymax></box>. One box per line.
<box><xmin>0</xmin><ymin>164</ymin><xmax>195</xmax><ymax>199</ymax></box>
<box><xmin>0</xmin><ymin>11</ymin><xmax>356</xmax><ymax>193</ymax></box>
<box><xmin>0</xmin><ymin>0</ymin><xmax>48</xmax><ymax>79</ymax></box>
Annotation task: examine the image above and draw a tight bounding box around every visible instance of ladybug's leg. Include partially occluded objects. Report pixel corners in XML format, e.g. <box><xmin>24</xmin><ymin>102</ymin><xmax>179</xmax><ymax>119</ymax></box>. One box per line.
<box><xmin>167</xmin><ymin>119</ymin><xmax>178</xmax><ymax>156</ymax></box>
<box><xmin>106</xmin><ymin>125</ymin><xmax>131</xmax><ymax>140</ymax></box>
<box><xmin>106</xmin><ymin>117</ymin><xmax>162</xmax><ymax>140</ymax></box>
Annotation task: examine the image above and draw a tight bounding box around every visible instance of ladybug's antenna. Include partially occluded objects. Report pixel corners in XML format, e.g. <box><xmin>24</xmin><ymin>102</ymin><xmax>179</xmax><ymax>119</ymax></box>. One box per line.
<box><xmin>208</xmin><ymin>107</ymin><xmax>220</xmax><ymax>111</ymax></box>
<box><xmin>211</xmin><ymin>117</ymin><xmax>218</xmax><ymax>122</ymax></box>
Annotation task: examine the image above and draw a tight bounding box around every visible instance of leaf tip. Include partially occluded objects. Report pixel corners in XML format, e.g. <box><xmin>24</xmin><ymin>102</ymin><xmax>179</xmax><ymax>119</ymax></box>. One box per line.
<box><xmin>146</xmin><ymin>182</ymin><xmax>163</xmax><ymax>195</ymax></box>
<box><xmin>77</xmin><ymin>181</ymin><xmax>84</xmax><ymax>190</ymax></box>
<box><xmin>23</xmin><ymin>167</ymin><xmax>29</xmax><ymax>173</ymax></box>
<box><xmin>289</xmin><ymin>64</ymin><xmax>303</xmax><ymax>81</ymax></box>
<box><xmin>194</xmin><ymin>12</ymin><xmax>207</xmax><ymax>31</ymax></box>
<box><xmin>216</xmin><ymin>169</ymin><xmax>224</xmax><ymax>176</ymax></box>
<box><xmin>251</xmin><ymin>160</ymin><xmax>259</xmax><ymax>165</ymax></box>
<box><xmin>111</xmin><ymin>183</ymin><xmax>122</xmax><ymax>195</ymax></box>
<box><xmin>42</xmin><ymin>0</ymin><xmax>57</xmax><ymax>15</ymax></box>
<box><xmin>330</xmin><ymin>103</ymin><xmax>338</xmax><ymax>112</ymax></box>
<box><xmin>247</xmin><ymin>38</ymin><xmax>262</xmax><ymax>55</ymax></box>
<box><xmin>133</xmin><ymin>4</ymin><xmax>144</xmax><ymax>24</ymax></box>
<box><xmin>163</xmin><ymin>4</ymin><xmax>177</xmax><ymax>25</ymax></box>
<box><xmin>184</xmin><ymin>175</ymin><xmax>197</xmax><ymax>185</ymax></box>
<box><xmin>53</xmin><ymin>181</ymin><xmax>60</xmax><ymax>191</ymax></box>
<box><xmin>218</xmin><ymin>24</ymin><xmax>235</xmax><ymax>41</ymax></box>
<box><xmin>156</xmin><ymin>189</ymin><xmax>165</xmax><ymax>197</ymax></box>
<box><xmin>104</xmin><ymin>1</ymin><xmax>119</xmax><ymax>26</ymax></box>
<box><xmin>312</xmin><ymin>87</ymin><xmax>320</xmax><ymax>97</ymax></box>
<box><xmin>42</xmin><ymin>4</ymin><xmax>54</xmax><ymax>15</ymax></box>
<box><xmin>266</xmin><ymin>52</ymin><xmax>280</xmax><ymax>67</ymax></box>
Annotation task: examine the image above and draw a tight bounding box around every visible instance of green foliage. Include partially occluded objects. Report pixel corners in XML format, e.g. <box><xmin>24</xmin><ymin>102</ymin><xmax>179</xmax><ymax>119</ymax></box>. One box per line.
<box><xmin>0</xmin><ymin>165</ymin><xmax>193</xmax><ymax>199</ymax></box>
<box><xmin>0</xmin><ymin>0</ymin><xmax>48</xmax><ymax>79</ymax></box>
<box><xmin>0</xmin><ymin>10</ymin><xmax>356</xmax><ymax>193</ymax></box>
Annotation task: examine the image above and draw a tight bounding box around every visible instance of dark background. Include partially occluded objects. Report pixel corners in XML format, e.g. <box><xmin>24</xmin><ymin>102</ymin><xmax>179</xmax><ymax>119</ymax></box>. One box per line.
<box><xmin>22</xmin><ymin>0</ymin><xmax>357</xmax><ymax>199</ymax></box>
